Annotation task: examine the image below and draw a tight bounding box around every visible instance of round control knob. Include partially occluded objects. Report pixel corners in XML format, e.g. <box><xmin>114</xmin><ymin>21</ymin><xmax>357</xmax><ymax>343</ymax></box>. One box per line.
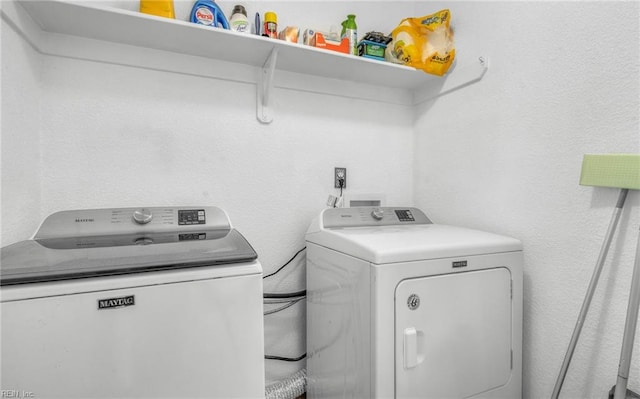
<box><xmin>371</xmin><ymin>208</ymin><xmax>385</xmax><ymax>220</ymax></box>
<box><xmin>132</xmin><ymin>208</ymin><xmax>153</xmax><ymax>224</ymax></box>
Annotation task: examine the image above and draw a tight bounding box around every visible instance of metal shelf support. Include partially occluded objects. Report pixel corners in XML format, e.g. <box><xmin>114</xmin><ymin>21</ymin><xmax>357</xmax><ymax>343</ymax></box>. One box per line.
<box><xmin>413</xmin><ymin>56</ymin><xmax>489</xmax><ymax>104</ymax></box>
<box><xmin>257</xmin><ymin>47</ymin><xmax>278</xmax><ymax>124</ymax></box>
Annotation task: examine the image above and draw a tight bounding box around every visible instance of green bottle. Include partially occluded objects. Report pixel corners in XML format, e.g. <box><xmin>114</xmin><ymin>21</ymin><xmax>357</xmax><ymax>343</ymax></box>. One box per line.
<box><xmin>341</xmin><ymin>14</ymin><xmax>357</xmax><ymax>55</ymax></box>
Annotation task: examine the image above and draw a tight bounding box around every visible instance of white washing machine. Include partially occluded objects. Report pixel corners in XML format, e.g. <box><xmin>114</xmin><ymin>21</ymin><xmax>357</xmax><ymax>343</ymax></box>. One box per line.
<box><xmin>1</xmin><ymin>206</ymin><xmax>265</xmax><ymax>399</ymax></box>
<box><xmin>305</xmin><ymin>207</ymin><xmax>523</xmax><ymax>398</ymax></box>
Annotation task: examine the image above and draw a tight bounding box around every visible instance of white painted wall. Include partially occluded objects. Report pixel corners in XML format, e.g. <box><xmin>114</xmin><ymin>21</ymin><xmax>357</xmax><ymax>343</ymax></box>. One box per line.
<box><xmin>1</xmin><ymin>4</ymin><xmax>42</xmax><ymax>242</ymax></box>
<box><xmin>414</xmin><ymin>2</ymin><xmax>640</xmax><ymax>398</ymax></box>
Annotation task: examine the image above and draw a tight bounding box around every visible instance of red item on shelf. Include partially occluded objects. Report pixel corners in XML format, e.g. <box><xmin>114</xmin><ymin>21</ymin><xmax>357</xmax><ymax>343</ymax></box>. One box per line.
<box><xmin>310</xmin><ymin>32</ymin><xmax>350</xmax><ymax>54</ymax></box>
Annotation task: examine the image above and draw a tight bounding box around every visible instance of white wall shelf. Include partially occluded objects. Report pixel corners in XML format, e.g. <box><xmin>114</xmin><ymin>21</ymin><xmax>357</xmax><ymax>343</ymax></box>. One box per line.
<box><xmin>9</xmin><ymin>0</ymin><xmax>489</xmax><ymax>123</ymax></box>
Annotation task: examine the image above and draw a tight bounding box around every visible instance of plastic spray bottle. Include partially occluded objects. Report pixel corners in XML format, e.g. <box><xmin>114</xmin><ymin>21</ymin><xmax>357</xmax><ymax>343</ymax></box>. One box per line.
<box><xmin>190</xmin><ymin>0</ymin><xmax>229</xmax><ymax>29</ymax></box>
<box><xmin>341</xmin><ymin>14</ymin><xmax>357</xmax><ymax>55</ymax></box>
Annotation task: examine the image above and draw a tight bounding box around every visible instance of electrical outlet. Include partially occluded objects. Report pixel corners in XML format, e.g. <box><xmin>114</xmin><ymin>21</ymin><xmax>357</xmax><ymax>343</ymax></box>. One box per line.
<box><xmin>334</xmin><ymin>167</ymin><xmax>347</xmax><ymax>189</ymax></box>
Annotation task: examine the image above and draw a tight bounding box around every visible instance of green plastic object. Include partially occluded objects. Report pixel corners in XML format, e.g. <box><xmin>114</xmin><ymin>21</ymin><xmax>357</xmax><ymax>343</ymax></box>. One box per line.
<box><xmin>341</xmin><ymin>14</ymin><xmax>357</xmax><ymax>55</ymax></box>
<box><xmin>580</xmin><ymin>154</ymin><xmax>640</xmax><ymax>190</ymax></box>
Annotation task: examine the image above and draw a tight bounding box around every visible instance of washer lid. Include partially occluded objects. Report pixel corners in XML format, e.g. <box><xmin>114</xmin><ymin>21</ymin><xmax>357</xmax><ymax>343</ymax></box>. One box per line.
<box><xmin>306</xmin><ymin>207</ymin><xmax>522</xmax><ymax>264</ymax></box>
<box><xmin>1</xmin><ymin>207</ymin><xmax>258</xmax><ymax>285</ymax></box>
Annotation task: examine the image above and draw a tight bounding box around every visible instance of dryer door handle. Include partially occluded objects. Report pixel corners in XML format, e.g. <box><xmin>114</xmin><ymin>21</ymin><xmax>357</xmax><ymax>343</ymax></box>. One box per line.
<box><xmin>403</xmin><ymin>327</ymin><xmax>425</xmax><ymax>369</ymax></box>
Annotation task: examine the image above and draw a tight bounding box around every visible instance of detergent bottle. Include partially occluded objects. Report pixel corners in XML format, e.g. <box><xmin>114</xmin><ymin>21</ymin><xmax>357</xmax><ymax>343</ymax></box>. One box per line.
<box><xmin>190</xmin><ymin>0</ymin><xmax>229</xmax><ymax>29</ymax></box>
<box><xmin>140</xmin><ymin>0</ymin><xmax>175</xmax><ymax>19</ymax></box>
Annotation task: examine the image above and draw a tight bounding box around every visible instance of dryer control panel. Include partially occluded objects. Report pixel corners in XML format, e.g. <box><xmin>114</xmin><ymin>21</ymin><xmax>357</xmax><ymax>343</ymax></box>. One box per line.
<box><xmin>322</xmin><ymin>207</ymin><xmax>432</xmax><ymax>228</ymax></box>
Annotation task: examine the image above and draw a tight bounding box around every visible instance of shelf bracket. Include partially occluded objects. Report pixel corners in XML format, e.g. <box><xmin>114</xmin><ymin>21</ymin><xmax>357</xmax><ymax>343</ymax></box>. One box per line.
<box><xmin>413</xmin><ymin>55</ymin><xmax>490</xmax><ymax>104</ymax></box>
<box><xmin>257</xmin><ymin>47</ymin><xmax>278</xmax><ymax>124</ymax></box>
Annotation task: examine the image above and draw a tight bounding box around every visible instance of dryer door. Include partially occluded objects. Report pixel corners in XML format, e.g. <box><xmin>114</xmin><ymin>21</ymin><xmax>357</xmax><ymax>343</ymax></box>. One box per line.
<box><xmin>395</xmin><ymin>267</ymin><xmax>512</xmax><ymax>398</ymax></box>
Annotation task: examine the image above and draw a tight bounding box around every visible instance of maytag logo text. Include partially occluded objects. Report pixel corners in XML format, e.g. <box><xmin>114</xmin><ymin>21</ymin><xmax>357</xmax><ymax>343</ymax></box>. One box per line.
<box><xmin>98</xmin><ymin>295</ymin><xmax>135</xmax><ymax>310</ymax></box>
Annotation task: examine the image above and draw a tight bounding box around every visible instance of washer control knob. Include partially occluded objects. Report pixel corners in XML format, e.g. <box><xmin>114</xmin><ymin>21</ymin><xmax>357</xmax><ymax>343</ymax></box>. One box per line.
<box><xmin>132</xmin><ymin>208</ymin><xmax>153</xmax><ymax>224</ymax></box>
<box><xmin>371</xmin><ymin>208</ymin><xmax>385</xmax><ymax>220</ymax></box>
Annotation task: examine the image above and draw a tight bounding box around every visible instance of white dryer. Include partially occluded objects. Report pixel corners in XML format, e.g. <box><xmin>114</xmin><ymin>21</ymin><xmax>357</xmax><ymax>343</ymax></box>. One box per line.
<box><xmin>305</xmin><ymin>207</ymin><xmax>523</xmax><ymax>398</ymax></box>
<box><xmin>1</xmin><ymin>206</ymin><xmax>265</xmax><ymax>399</ymax></box>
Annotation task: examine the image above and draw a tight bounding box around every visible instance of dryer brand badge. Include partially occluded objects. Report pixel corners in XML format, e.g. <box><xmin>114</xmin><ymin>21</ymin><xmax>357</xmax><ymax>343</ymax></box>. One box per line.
<box><xmin>98</xmin><ymin>295</ymin><xmax>135</xmax><ymax>310</ymax></box>
<box><xmin>407</xmin><ymin>294</ymin><xmax>420</xmax><ymax>310</ymax></box>
<box><xmin>452</xmin><ymin>260</ymin><xmax>468</xmax><ymax>268</ymax></box>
